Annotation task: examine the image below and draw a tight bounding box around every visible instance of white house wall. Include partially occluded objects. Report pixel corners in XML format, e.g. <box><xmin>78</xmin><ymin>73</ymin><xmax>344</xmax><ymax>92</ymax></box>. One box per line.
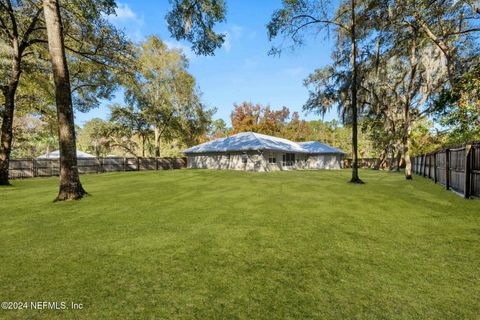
<box><xmin>187</xmin><ymin>152</ymin><xmax>343</xmax><ymax>171</ymax></box>
<box><xmin>187</xmin><ymin>152</ymin><xmax>268</xmax><ymax>172</ymax></box>
<box><xmin>306</xmin><ymin>154</ymin><xmax>343</xmax><ymax>169</ymax></box>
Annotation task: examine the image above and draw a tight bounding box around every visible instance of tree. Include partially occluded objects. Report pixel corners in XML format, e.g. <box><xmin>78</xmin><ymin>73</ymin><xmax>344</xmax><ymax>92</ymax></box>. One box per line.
<box><xmin>109</xmin><ymin>104</ymin><xmax>152</xmax><ymax>157</ymax></box>
<box><xmin>435</xmin><ymin>63</ymin><xmax>480</xmax><ymax>144</ymax></box>
<box><xmin>0</xmin><ymin>0</ymin><xmax>44</xmax><ymax>185</ymax></box>
<box><xmin>2</xmin><ymin>0</ymin><xmax>226</xmax><ymax>196</ymax></box>
<box><xmin>123</xmin><ymin>36</ymin><xmax>212</xmax><ymax>157</ymax></box>
<box><xmin>135</xmin><ymin>36</ymin><xmax>191</xmax><ymax>157</ymax></box>
<box><xmin>230</xmin><ymin>102</ymin><xmax>323</xmax><ymax>143</ymax></box>
<box><xmin>230</xmin><ymin>102</ymin><xmax>261</xmax><ymax>133</ymax></box>
<box><xmin>77</xmin><ymin>118</ymin><xmax>112</xmax><ymax>157</ymax></box>
<box><xmin>359</xmin><ymin>0</ymin><xmax>479</xmax><ymax>179</ymax></box>
<box><xmin>402</xmin><ymin>0</ymin><xmax>480</xmax><ymax>87</ymax></box>
<box><xmin>43</xmin><ymin>0</ymin><xmax>87</xmax><ymax>200</ymax></box>
<box><xmin>409</xmin><ymin>118</ymin><xmax>445</xmax><ymax>155</ymax></box>
<box><xmin>0</xmin><ymin>0</ymin><xmax>130</xmax><ymax>186</ymax></box>
<box><xmin>268</xmin><ymin>0</ymin><xmax>367</xmax><ymax>183</ymax></box>
<box><xmin>180</xmin><ymin>100</ymin><xmax>215</xmax><ymax>147</ymax></box>
<box><xmin>166</xmin><ymin>0</ymin><xmax>227</xmax><ymax>55</ymax></box>
<box><xmin>10</xmin><ymin>113</ymin><xmax>57</xmax><ymax>158</ymax></box>
<box><xmin>230</xmin><ymin>102</ymin><xmax>290</xmax><ymax>136</ymax></box>
<box><xmin>209</xmin><ymin>118</ymin><xmax>229</xmax><ymax>138</ymax></box>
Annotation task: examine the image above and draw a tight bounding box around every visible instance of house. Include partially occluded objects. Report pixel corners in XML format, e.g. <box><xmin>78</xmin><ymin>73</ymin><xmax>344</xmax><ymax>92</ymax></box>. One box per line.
<box><xmin>183</xmin><ymin>132</ymin><xmax>345</xmax><ymax>171</ymax></box>
<box><xmin>36</xmin><ymin>150</ymin><xmax>96</xmax><ymax>159</ymax></box>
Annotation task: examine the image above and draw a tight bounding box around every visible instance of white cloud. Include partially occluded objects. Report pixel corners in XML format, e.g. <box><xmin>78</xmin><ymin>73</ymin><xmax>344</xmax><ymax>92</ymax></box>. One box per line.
<box><xmin>108</xmin><ymin>3</ymin><xmax>141</xmax><ymax>22</ymax></box>
<box><xmin>231</xmin><ymin>24</ymin><xmax>243</xmax><ymax>39</ymax></box>
<box><xmin>164</xmin><ymin>40</ymin><xmax>196</xmax><ymax>60</ymax></box>
<box><xmin>283</xmin><ymin>67</ymin><xmax>306</xmax><ymax>77</ymax></box>
<box><xmin>106</xmin><ymin>3</ymin><xmax>145</xmax><ymax>42</ymax></box>
<box><xmin>221</xmin><ymin>24</ymin><xmax>244</xmax><ymax>53</ymax></box>
<box><xmin>223</xmin><ymin>32</ymin><xmax>232</xmax><ymax>52</ymax></box>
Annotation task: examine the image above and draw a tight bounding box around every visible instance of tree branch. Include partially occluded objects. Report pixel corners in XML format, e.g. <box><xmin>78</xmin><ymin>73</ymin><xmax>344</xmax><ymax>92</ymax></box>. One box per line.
<box><xmin>0</xmin><ymin>14</ymin><xmax>13</xmax><ymax>39</ymax></box>
<box><xmin>19</xmin><ymin>6</ymin><xmax>43</xmax><ymax>52</ymax></box>
<box><xmin>444</xmin><ymin>28</ymin><xmax>480</xmax><ymax>37</ymax></box>
<box><xmin>291</xmin><ymin>14</ymin><xmax>349</xmax><ymax>31</ymax></box>
<box><xmin>4</xmin><ymin>0</ymin><xmax>18</xmax><ymax>39</ymax></box>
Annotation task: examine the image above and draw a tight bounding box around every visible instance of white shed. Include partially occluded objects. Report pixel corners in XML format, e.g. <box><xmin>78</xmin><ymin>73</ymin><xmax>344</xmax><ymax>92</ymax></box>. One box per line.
<box><xmin>36</xmin><ymin>150</ymin><xmax>96</xmax><ymax>159</ymax></box>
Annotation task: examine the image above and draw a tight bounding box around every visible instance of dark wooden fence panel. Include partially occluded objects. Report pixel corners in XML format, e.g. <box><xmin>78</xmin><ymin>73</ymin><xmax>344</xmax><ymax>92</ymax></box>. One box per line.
<box><xmin>35</xmin><ymin>159</ymin><xmax>59</xmax><ymax>177</ymax></box>
<box><xmin>158</xmin><ymin>157</ymin><xmax>186</xmax><ymax>169</ymax></box>
<box><xmin>8</xmin><ymin>159</ymin><xmax>34</xmax><ymax>179</ymax></box>
<box><xmin>102</xmin><ymin>157</ymin><xmax>124</xmax><ymax>172</ymax></box>
<box><xmin>472</xmin><ymin>144</ymin><xmax>480</xmax><ymax>197</ymax></box>
<box><xmin>139</xmin><ymin>157</ymin><xmax>156</xmax><ymax>171</ymax></box>
<box><xmin>449</xmin><ymin>147</ymin><xmax>465</xmax><ymax>194</ymax></box>
<box><xmin>436</xmin><ymin>151</ymin><xmax>447</xmax><ymax>185</ymax></box>
<box><xmin>8</xmin><ymin>157</ymin><xmax>186</xmax><ymax>180</ymax></box>
<box><xmin>125</xmin><ymin>157</ymin><xmax>138</xmax><ymax>171</ymax></box>
<box><xmin>412</xmin><ymin>143</ymin><xmax>479</xmax><ymax>199</ymax></box>
<box><xmin>77</xmin><ymin>158</ymin><xmax>101</xmax><ymax>174</ymax></box>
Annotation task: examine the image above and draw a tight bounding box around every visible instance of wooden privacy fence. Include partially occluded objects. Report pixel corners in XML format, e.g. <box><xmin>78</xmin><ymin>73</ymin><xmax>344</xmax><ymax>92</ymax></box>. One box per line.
<box><xmin>412</xmin><ymin>142</ymin><xmax>480</xmax><ymax>199</ymax></box>
<box><xmin>8</xmin><ymin>157</ymin><xmax>186</xmax><ymax>179</ymax></box>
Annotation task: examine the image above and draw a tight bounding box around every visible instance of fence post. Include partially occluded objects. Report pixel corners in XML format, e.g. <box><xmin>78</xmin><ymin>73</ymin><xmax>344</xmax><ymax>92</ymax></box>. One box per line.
<box><xmin>123</xmin><ymin>157</ymin><xmax>126</xmax><ymax>171</ymax></box>
<box><xmin>419</xmin><ymin>155</ymin><xmax>425</xmax><ymax>176</ymax></box>
<box><xmin>433</xmin><ymin>152</ymin><xmax>437</xmax><ymax>184</ymax></box>
<box><xmin>427</xmin><ymin>154</ymin><xmax>431</xmax><ymax>179</ymax></box>
<box><xmin>423</xmin><ymin>154</ymin><xmax>427</xmax><ymax>177</ymax></box>
<box><xmin>156</xmin><ymin>157</ymin><xmax>159</xmax><ymax>170</ymax></box>
<box><xmin>425</xmin><ymin>155</ymin><xmax>428</xmax><ymax>178</ymax></box>
<box><xmin>31</xmin><ymin>158</ymin><xmax>35</xmax><ymax>178</ymax></box>
<box><xmin>445</xmin><ymin>148</ymin><xmax>450</xmax><ymax>190</ymax></box>
<box><xmin>137</xmin><ymin>157</ymin><xmax>140</xmax><ymax>171</ymax></box>
<box><xmin>464</xmin><ymin>144</ymin><xmax>472</xmax><ymax>199</ymax></box>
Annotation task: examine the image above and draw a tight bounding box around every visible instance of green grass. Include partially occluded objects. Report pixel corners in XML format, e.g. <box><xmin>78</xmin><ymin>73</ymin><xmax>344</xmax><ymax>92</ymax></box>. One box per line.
<box><xmin>0</xmin><ymin>169</ymin><xmax>479</xmax><ymax>319</ymax></box>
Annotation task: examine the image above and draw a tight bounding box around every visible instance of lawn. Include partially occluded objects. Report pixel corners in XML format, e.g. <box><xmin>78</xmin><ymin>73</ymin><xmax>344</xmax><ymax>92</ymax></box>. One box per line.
<box><xmin>0</xmin><ymin>169</ymin><xmax>479</xmax><ymax>319</ymax></box>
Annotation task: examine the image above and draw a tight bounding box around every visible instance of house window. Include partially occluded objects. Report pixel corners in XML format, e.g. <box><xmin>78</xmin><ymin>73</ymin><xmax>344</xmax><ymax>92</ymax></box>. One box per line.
<box><xmin>268</xmin><ymin>153</ymin><xmax>276</xmax><ymax>164</ymax></box>
<box><xmin>282</xmin><ymin>153</ymin><xmax>295</xmax><ymax>167</ymax></box>
<box><xmin>242</xmin><ymin>154</ymin><xmax>248</xmax><ymax>164</ymax></box>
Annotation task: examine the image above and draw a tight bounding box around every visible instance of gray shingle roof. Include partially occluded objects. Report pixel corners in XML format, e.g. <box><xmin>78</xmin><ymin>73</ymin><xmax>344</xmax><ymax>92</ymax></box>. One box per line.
<box><xmin>297</xmin><ymin>141</ymin><xmax>346</xmax><ymax>154</ymax></box>
<box><xmin>183</xmin><ymin>132</ymin><xmax>345</xmax><ymax>154</ymax></box>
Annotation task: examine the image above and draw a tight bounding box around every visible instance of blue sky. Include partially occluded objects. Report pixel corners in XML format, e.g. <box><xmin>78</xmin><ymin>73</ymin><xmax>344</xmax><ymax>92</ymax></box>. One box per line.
<box><xmin>75</xmin><ymin>0</ymin><xmax>337</xmax><ymax>127</ymax></box>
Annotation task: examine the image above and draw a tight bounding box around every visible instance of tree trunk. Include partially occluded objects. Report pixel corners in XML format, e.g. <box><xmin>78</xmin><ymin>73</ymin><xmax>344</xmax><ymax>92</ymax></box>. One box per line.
<box><xmin>43</xmin><ymin>0</ymin><xmax>87</xmax><ymax>200</ymax></box>
<box><xmin>141</xmin><ymin>135</ymin><xmax>146</xmax><ymax>158</ymax></box>
<box><xmin>395</xmin><ymin>148</ymin><xmax>402</xmax><ymax>172</ymax></box>
<box><xmin>403</xmin><ymin>106</ymin><xmax>412</xmax><ymax>179</ymax></box>
<box><xmin>349</xmin><ymin>0</ymin><xmax>363</xmax><ymax>184</ymax></box>
<box><xmin>0</xmin><ymin>87</ymin><xmax>17</xmax><ymax>185</ymax></box>
<box><xmin>402</xmin><ymin>30</ymin><xmax>418</xmax><ymax>181</ymax></box>
<box><xmin>375</xmin><ymin>147</ymin><xmax>387</xmax><ymax>170</ymax></box>
<box><xmin>154</xmin><ymin>126</ymin><xmax>161</xmax><ymax>157</ymax></box>
<box><xmin>0</xmin><ymin>40</ymin><xmax>22</xmax><ymax>185</ymax></box>
<box><xmin>389</xmin><ymin>143</ymin><xmax>395</xmax><ymax>171</ymax></box>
